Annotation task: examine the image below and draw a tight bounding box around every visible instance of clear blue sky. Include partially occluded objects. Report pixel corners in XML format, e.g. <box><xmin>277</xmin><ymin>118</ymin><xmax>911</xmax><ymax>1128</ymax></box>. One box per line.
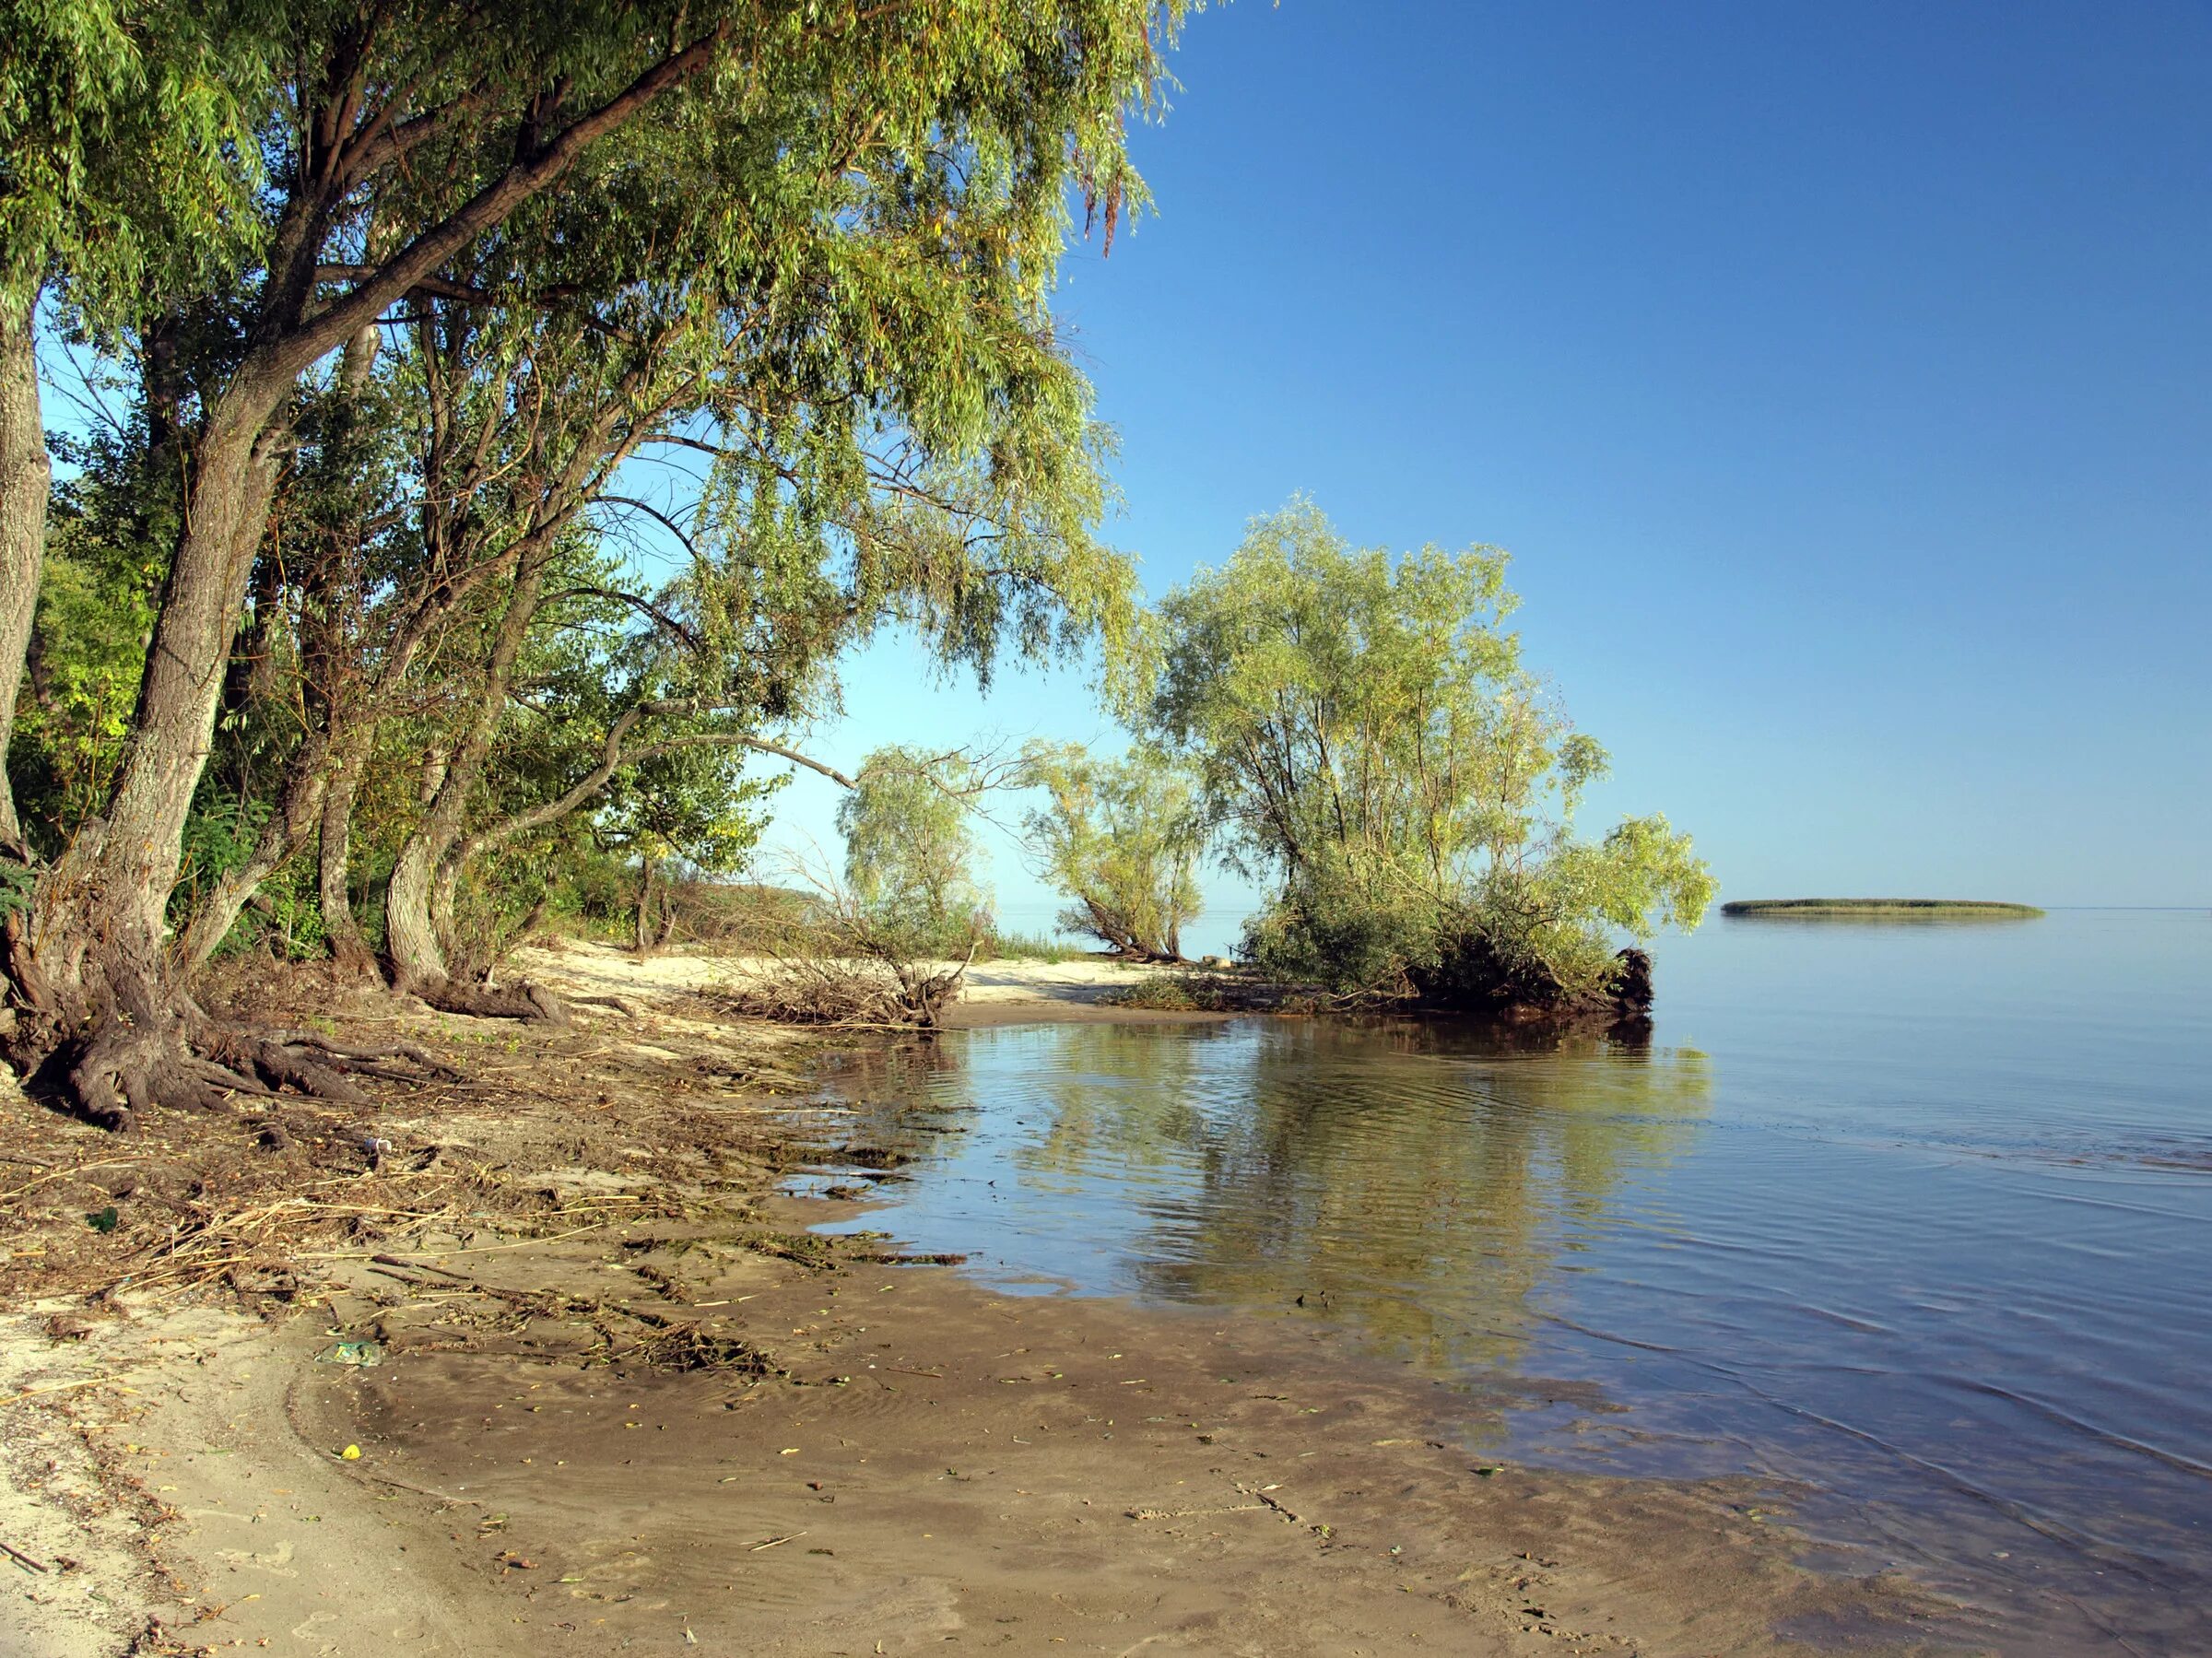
<box><xmin>764</xmin><ymin>0</ymin><xmax>2212</xmax><ymax>930</ymax></box>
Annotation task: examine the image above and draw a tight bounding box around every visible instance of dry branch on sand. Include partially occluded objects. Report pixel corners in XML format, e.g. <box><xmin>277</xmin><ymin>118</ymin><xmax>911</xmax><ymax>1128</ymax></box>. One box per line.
<box><xmin>714</xmin><ymin>947</ymin><xmax>974</xmax><ymax>1029</ymax></box>
<box><xmin>707</xmin><ymin>874</ymin><xmax>980</xmax><ymax>1029</ymax></box>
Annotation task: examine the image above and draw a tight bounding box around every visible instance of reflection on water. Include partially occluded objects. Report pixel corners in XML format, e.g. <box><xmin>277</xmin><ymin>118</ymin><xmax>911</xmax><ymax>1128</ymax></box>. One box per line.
<box><xmin>815</xmin><ymin>911</ymin><xmax>2212</xmax><ymax>1656</ymax></box>
<box><xmin>824</xmin><ymin>1021</ymin><xmax>1712</xmax><ymax>1371</ymax></box>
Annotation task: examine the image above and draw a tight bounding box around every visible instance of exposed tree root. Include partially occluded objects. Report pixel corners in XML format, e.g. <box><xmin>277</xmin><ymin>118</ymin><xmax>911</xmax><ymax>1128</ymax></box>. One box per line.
<box><xmin>324</xmin><ymin>933</ymin><xmax>383</xmax><ymax>983</ymax></box>
<box><xmin>567</xmin><ymin>993</ymin><xmax>643</xmax><ymax>1017</ymax></box>
<box><xmin>410</xmin><ymin>973</ymin><xmax>570</xmax><ymax>1025</ymax></box>
<box><xmin>53</xmin><ymin>1006</ymin><xmax>460</xmax><ymax>1133</ymax></box>
<box><xmin>258</xmin><ymin>1028</ymin><xmax>461</xmax><ymax>1079</ymax></box>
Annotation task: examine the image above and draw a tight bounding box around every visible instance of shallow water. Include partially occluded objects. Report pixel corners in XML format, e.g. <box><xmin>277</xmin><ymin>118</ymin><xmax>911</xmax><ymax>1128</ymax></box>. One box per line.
<box><xmin>815</xmin><ymin>909</ymin><xmax>2212</xmax><ymax>1653</ymax></box>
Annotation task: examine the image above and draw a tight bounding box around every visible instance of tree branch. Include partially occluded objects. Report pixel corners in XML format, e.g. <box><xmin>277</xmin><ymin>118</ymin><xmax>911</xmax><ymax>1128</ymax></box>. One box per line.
<box><xmin>276</xmin><ymin>22</ymin><xmax>734</xmax><ymax>382</ymax></box>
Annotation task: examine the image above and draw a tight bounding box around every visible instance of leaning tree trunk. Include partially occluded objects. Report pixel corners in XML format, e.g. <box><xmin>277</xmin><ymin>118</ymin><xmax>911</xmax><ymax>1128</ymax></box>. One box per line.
<box><xmin>15</xmin><ymin>388</ymin><xmax>284</xmax><ymax>970</ymax></box>
<box><xmin>1074</xmin><ymin>893</ymin><xmax>1147</xmax><ymax>959</ymax></box>
<box><xmin>381</xmin><ymin>548</ymin><xmax>565</xmax><ymax>1022</ymax></box>
<box><xmin>3</xmin><ymin>376</ymin><xmax>418</xmax><ymax>1123</ymax></box>
<box><xmin>0</xmin><ymin>295</ymin><xmax>48</xmax><ymax>855</ymax></box>
<box><xmin>386</xmin><ymin>837</ymin><xmax>565</xmax><ymax>1022</ymax></box>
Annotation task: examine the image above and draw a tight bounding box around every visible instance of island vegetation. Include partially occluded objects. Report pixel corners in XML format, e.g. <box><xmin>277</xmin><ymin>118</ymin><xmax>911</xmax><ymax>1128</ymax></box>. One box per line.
<box><xmin>1128</xmin><ymin>500</ymin><xmax>1715</xmax><ymax>1017</ymax></box>
<box><xmin>1722</xmin><ymin>899</ymin><xmax>2044</xmax><ymax>919</ymax></box>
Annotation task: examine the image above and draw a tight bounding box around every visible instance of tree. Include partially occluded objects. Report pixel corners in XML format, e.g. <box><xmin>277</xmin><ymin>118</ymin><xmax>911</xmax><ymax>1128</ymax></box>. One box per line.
<box><xmin>599</xmin><ymin>747</ymin><xmax>777</xmax><ymax>955</ymax></box>
<box><xmin>837</xmin><ymin>747</ymin><xmax>991</xmax><ymax>958</ymax></box>
<box><xmin>1021</xmin><ymin>741</ymin><xmax>1204</xmax><ymax>959</ymax></box>
<box><xmin>1144</xmin><ymin>500</ymin><xmax>1714</xmax><ymax>1010</ymax></box>
<box><xmin>3</xmin><ymin>1</ymin><xmax>1189</xmax><ymax>1124</ymax></box>
<box><xmin>0</xmin><ymin>0</ymin><xmax>262</xmax><ymax>853</ymax></box>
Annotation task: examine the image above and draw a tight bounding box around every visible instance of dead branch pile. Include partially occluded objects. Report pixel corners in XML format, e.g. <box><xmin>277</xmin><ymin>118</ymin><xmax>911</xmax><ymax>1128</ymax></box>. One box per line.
<box><xmin>717</xmin><ymin>947</ymin><xmax>972</xmax><ymax>1029</ymax></box>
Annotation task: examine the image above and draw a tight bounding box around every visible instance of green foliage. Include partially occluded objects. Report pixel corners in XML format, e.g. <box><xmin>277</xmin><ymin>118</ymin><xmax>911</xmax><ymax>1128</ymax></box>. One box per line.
<box><xmin>0</xmin><ymin>857</ymin><xmax>33</xmax><ymax>923</ymax></box>
<box><xmin>1144</xmin><ymin>500</ymin><xmax>1715</xmax><ymax>1006</ymax></box>
<box><xmin>6</xmin><ymin>546</ymin><xmax>159</xmax><ymax>845</ymax></box>
<box><xmin>837</xmin><ymin>747</ymin><xmax>990</xmax><ymax>956</ymax></box>
<box><xmin>6</xmin><ymin>0</ymin><xmax>1201</xmax><ymax>990</ymax></box>
<box><xmin>8</xmin><ymin>414</ymin><xmax>176</xmax><ymax>849</ymax></box>
<box><xmin>609</xmin><ymin>748</ymin><xmax>779</xmax><ymax>882</ymax></box>
<box><xmin>1020</xmin><ymin>740</ymin><xmax>1204</xmax><ymax>958</ymax></box>
<box><xmin>0</xmin><ymin>0</ymin><xmax>264</xmax><ymax>320</ymax></box>
<box><xmin>1100</xmin><ymin>971</ymin><xmax>1240</xmax><ymax>1011</ymax></box>
<box><xmin>172</xmin><ymin>787</ymin><xmax>325</xmax><ymax>960</ymax></box>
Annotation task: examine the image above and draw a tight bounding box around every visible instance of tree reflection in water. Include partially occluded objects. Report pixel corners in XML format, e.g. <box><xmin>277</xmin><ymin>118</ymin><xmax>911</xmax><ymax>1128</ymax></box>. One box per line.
<box><xmin>828</xmin><ymin>1018</ymin><xmax>1712</xmax><ymax>1382</ymax></box>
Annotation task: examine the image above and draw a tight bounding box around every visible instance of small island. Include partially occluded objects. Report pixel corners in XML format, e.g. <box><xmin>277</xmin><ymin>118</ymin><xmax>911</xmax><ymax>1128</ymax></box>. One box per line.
<box><xmin>1722</xmin><ymin>899</ymin><xmax>2045</xmax><ymax>918</ymax></box>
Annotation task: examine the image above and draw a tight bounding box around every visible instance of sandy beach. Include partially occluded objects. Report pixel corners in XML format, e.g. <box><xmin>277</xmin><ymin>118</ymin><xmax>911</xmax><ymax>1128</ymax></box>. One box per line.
<box><xmin>0</xmin><ymin>946</ymin><xmax>1971</xmax><ymax>1656</ymax></box>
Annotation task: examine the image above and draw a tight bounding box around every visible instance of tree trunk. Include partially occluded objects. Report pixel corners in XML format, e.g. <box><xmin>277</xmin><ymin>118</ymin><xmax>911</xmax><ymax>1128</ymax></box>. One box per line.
<box><xmin>317</xmin><ymin>726</ymin><xmax>375</xmax><ymax>977</ymax></box>
<box><xmin>6</xmin><ymin>370</ymin><xmax>296</xmax><ymax>1120</ymax></box>
<box><xmin>1077</xmin><ymin>893</ymin><xmax>1144</xmax><ymax>958</ymax></box>
<box><xmin>0</xmin><ymin>295</ymin><xmax>48</xmax><ymax>855</ymax></box>
<box><xmin>383</xmin><ymin>838</ymin><xmax>443</xmax><ymax>989</ymax></box>
<box><xmin>384</xmin><ymin>831</ymin><xmax>563</xmax><ymax>1023</ymax></box>
<box><xmin>381</xmin><ymin>548</ymin><xmax>565</xmax><ymax>1022</ymax></box>
<box><xmin>633</xmin><ymin>856</ymin><xmax>656</xmax><ymax>954</ymax></box>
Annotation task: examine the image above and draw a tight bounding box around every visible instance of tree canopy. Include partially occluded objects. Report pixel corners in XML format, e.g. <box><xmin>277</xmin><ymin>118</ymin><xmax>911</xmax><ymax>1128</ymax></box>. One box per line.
<box><xmin>837</xmin><ymin>747</ymin><xmax>992</xmax><ymax>957</ymax></box>
<box><xmin>1021</xmin><ymin>740</ymin><xmax>1204</xmax><ymax>960</ymax></box>
<box><xmin>0</xmin><ymin>0</ymin><xmax>1193</xmax><ymax>1123</ymax></box>
<box><xmin>1143</xmin><ymin>500</ymin><xmax>1714</xmax><ymax>1008</ymax></box>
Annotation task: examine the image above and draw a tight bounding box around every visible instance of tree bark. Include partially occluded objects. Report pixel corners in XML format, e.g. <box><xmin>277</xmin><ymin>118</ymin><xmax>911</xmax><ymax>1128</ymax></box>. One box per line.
<box><xmin>382</xmin><ymin>547</ymin><xmax>565</xmax><ymax>1021</ymax></box>
<box><xmin>633</xmin><ymin>855</ymin><xmax>656</xmax><ymax>955</ymax></box>
<box><xmin>6</xmin><ymin>363</ymin><xmax>295</xmax><ymax>1114</ymax></box>
<box><xmin>0</xmin><ymin>295</ymin><xmax>49</xmax><ymax>855</ymax></box>
<box><xmin>317</xmin><ymin>726</ymin><xmax>375</xmax><ymax>977</ymax></box>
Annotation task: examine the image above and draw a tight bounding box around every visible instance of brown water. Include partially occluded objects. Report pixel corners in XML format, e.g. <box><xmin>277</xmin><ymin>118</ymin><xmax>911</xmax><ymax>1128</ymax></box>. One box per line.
<box><xmin>812</xmin><ymin>909</ymin><xmax>2212</xmax><ymax>1655</ymax></box>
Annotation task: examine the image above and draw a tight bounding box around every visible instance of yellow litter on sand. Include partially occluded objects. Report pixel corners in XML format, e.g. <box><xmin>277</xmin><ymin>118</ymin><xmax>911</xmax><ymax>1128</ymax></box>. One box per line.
<box><xmin>340</xmin><ymin>1444</ymin><xmax>361</xmax><ymax>1460</ymax></box>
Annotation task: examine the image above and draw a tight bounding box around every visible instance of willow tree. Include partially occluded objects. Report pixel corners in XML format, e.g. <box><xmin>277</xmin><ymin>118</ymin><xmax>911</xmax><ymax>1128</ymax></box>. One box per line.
<box><xmin>0</xmin><ymin>1</ymin><xmax>262</xmax><ymax>858</ymax></box>
<box><xmin>1146</xmin><ymin>500</ymin><xmax>1714</xmax><ymax>1009</ymax></box>
<box><xmin>2</xmin><ymin>0</ymin><xmax>1189</xmax><ymax>1125</ymax></box>
<box><xmin>837</xmin><ymin>747</ymin><xmax>991</xmax><ymax>958</ymax></box>
<box><xmin>1021</xmin><ymin>741</ymin><xmax>1204</xmax><ymax>959</ymax></box>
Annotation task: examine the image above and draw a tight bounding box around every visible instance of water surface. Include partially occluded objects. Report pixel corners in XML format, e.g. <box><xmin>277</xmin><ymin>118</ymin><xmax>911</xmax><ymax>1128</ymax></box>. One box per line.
<box><xmin>816</xmin><ymin>909</ymin><xmax>2212</xmax><ymax>1653</ymax></box>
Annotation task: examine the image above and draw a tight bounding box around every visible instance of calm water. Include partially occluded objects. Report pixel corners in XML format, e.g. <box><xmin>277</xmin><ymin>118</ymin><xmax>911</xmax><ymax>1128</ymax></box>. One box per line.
<box><xmin>814</xmin><ymin>910</ymin><xmax>2212</xmax><ymax>1653</ymax></box>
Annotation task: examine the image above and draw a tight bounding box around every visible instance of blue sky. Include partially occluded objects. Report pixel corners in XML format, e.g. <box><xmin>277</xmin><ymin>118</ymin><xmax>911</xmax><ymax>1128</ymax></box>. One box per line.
<box><xmin>763</xmin><ymin>0</ymin><xmax>2212</xmax><ymax>932</ymax></box>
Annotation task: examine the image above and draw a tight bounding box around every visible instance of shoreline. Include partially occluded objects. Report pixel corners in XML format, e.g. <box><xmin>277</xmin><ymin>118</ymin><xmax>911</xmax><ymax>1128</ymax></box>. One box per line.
<box><xmin>0</xmin><ymin>945</ymin><xmax>1976</xmax><ymax>1656</ymax></box>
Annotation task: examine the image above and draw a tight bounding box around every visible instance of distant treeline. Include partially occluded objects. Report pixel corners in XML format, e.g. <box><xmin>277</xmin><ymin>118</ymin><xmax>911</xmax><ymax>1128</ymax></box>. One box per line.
<box><xmin>1721</xmin><ymin>900</ymin><xmax>2044</xmax><ymax>918</ymax></box>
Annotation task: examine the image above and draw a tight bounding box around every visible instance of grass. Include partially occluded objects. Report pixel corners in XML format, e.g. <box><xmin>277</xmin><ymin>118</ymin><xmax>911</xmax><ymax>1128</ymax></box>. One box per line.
<box><xmin>1721</xmin><ymin>899</ymin><xmax>2044</xmax><ymax>919</ymax></box>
